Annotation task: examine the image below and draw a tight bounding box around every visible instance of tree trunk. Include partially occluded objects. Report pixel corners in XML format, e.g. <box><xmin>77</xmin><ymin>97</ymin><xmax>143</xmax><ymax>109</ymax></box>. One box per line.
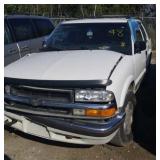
<box><xmin>80</xmin><ymin>5</ymin><xmax>84</xmax><ymax>18</ymax></box>
<box><xmin>93</xmin><ymin>4</ymin><xmax>97</xmax><ymax>17</ymax></box>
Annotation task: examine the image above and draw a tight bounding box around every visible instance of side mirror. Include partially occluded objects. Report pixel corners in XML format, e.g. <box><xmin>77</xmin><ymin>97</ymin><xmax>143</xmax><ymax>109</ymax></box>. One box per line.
<box><xmin>134</xmin><ymin>41</ymin><xmax>146</xmax><ymax>53</ymax></box>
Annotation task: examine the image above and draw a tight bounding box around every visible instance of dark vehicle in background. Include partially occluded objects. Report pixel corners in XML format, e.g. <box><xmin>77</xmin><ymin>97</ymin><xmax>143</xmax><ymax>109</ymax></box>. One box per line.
<box><xmin>4</xmin><ymin>15</ymin><xmax>55</xmax><ymax>66</ymax></box>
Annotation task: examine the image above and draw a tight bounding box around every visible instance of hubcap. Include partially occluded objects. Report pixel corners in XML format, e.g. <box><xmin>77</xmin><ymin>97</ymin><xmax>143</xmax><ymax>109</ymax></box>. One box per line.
<box><xmin>123</xmin><ymin>101</ymin><xmax>134</xmax><ymax>135</ymax></box>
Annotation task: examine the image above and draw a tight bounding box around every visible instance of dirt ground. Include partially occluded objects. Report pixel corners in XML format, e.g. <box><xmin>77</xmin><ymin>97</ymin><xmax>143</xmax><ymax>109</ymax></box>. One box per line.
<box><xmin>4</xmin><ymin>55</ymin><xmax>156</xmax><ymax>160</ymax></box>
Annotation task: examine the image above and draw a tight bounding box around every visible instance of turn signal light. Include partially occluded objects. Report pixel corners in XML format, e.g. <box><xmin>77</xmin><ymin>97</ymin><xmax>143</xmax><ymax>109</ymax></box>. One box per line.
<box><xmin>85</xmin><ymin>107</ymin><xmax>117</xmax><ymax>117</ymax></box>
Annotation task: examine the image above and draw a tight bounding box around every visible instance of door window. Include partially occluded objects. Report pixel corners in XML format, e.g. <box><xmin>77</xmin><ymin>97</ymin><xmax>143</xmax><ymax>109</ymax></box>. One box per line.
<box><xmin>33</xmin><ymin>19</ymin><xmax>54</xmax><ymax>37</ymax></box>
<box><xmin>139</xmin><ymin>23</ymin><xmax>147</xmax><ymax>42</ymax></box>
<box><xmin>136</xmin><ymin>29</ymin><xmax>143</xmax><ymax>41</ymax></box>
<box><xmin>9</xmin><ymin>18</ymin><xmax>36</xmax><ymax>42</ymax></box>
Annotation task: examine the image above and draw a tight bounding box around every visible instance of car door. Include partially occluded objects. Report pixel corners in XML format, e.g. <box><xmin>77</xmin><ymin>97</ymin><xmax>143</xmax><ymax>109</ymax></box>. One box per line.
<box><xmin>4</xmin><ymin>22</ymin><xmax>20</xmax><ymax>66</ymax></box>
<box><xmin>132</xmin><ymin>21</ymin><xmax>147</xmax><ymax>86</ymax></box>
<box><xmin>30</xmin><ymin>18</ymin><xmax>55</xmax><ymax>53</ymax></box>
<box><xmin>8</xmin><ymin>18</ymin><xmax>36</xmax><ymax>57</ymax></box>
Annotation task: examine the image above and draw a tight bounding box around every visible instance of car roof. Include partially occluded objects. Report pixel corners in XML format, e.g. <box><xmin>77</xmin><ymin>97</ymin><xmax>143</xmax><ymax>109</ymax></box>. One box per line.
<box><xmin>61</xmin><ymin>17</ymin><xmax>142</xmax><ymax>24</ymax></box>
<box><xmin>5</xmin><ymin>15</ymin><xmax>50</xmax><ymax>20</ymax></box>
<box><xmin>62</xmin><ymin>18</ymin><xmax>130</xmax><ymax>24</ymax></box>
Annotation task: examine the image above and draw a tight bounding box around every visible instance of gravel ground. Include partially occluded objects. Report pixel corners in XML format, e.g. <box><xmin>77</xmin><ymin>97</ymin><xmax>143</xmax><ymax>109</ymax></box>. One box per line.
<box><xmin>4</xmin><ymin>55</ymin><xmax>156</xmax><ymax>160</ymax></box>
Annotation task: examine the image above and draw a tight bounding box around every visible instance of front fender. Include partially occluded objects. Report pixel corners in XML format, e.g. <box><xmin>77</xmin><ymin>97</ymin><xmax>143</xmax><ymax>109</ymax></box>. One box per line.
<box><xmin>106</xmin><ymin>55</ymin><xmax>135</xmax><ymax>108</ymax></box>
<box><xmin>119</xmin><ymin>75</ymin><xmax>134</xmax><ymax>107</ymax></box>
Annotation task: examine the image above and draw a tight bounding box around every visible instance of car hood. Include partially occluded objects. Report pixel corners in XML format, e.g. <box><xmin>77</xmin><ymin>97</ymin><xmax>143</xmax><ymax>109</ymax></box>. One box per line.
<box><xmin>5</xmin><ymin>50</ymin><xmax>123</xmax><ymax>81</ymax></box>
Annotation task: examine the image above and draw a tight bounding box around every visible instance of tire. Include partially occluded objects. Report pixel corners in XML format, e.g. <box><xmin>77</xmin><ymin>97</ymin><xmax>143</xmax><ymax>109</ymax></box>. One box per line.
<box><xmin>110</xmin><ymin>91</ymin><xmax>136</xmax><ymax>147</ymax></box>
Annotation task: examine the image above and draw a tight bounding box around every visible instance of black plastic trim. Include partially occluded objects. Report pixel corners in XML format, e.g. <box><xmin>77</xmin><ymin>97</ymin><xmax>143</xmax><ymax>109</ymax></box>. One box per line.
<box><xmin>108</xmin><ymin>56</ymin><xmax>123</xmax><ymax>81</ymax></box>
<box><xmin>5</xmin><ymin>77</ymin><xmax>112</xmax><ymax>88</ymax></box>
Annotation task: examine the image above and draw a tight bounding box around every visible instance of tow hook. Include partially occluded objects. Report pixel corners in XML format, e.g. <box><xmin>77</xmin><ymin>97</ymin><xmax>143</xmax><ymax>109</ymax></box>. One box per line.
<box><xmin>5</xmin><ymin>119</ymin><xmax>17</xmax><ymax>127</ymax></box>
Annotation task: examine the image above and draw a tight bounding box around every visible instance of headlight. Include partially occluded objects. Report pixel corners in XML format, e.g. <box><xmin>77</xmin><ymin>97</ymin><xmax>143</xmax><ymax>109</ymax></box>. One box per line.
<box><xmin>5</xmin><ymin>85</ymin><xmax>11</xmax><ymax>95</ymax></box>
<box><xmin>75</xmin><ymin>89</ymin><xmax>114</xmax><ymax>102</ymax></box>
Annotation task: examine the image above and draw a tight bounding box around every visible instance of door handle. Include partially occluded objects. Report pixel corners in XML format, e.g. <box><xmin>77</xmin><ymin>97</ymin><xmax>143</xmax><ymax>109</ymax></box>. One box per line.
<box><xmin>9</xmin><ymin>49</ymin><xmax>18</xmax><ymax>54</ymax></box>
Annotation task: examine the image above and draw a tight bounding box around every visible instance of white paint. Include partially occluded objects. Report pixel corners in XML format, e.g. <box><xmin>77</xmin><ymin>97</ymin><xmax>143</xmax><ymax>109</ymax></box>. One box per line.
<box><xmin>62</xmin><ymin>18</ymin><xmax>128</xmax><ymax>24</ymax></box>
<box><xmin>106</xmin><ymin>55</ymin><xmax>135</xmax><ymax>107</ymax></box>
<box><xmin>5</xmin><ymin>50</ymin><xmax>122</xmax><ymax>80</ymax></box>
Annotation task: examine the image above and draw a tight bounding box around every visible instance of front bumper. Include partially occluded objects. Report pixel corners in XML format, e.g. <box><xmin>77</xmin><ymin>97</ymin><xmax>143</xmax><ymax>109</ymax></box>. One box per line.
<box><xmin>4</xmin><ymin>108</ymin><xmax>125</xmax><ymax>144</ymax></box>
<box><xmin>5</xmin><ymin>92</ymin><xmax>125</xmax><ymax>144</ymax></box>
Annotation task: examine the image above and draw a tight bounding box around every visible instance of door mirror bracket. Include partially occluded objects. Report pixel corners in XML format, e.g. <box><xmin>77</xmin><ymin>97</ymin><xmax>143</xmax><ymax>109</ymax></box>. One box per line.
<box><xmin>134</xmin><ymin>41</ymin><xmax>146</xmax><ymax>53</ymax></box>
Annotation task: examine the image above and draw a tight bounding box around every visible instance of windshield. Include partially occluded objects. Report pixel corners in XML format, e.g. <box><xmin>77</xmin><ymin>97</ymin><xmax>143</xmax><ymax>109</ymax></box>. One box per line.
<box><xmin>45</xmin><ymin>23</ymin><xmax>132</xmax><ymax>54</ymax></box>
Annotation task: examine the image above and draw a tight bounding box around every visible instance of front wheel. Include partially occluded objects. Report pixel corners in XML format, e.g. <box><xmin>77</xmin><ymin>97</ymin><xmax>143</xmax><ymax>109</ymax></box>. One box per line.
<box><xmin>110</xmin><ymin>91</ymin><xmax>136</xmax><ymax>147</ymax></box>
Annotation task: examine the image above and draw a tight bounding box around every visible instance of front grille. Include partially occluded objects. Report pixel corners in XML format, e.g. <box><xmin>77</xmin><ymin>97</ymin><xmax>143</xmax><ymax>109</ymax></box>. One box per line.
<box><xmin>6</xmin><ymin>102</ymin><xmax>72</xmax><ymax>115</ymax></box>
<box><xmin>10</xmin><ymin>85</ymin><xmax>74</xmax><ymax>103</ymax></box>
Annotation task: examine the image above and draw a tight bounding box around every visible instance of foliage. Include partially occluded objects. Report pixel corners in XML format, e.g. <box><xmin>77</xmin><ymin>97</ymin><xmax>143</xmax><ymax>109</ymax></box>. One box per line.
<box><xmin>4</xmin><ymin>4</ymin><xmax>156</xmax><ymax>18</ymax></box>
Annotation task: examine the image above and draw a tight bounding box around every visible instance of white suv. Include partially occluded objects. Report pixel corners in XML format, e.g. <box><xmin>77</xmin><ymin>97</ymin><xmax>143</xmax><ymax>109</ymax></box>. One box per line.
<box><xmin>4</xmin><ymin>17</ymin><xmax>152</xmax><ymax>146</ymax></box>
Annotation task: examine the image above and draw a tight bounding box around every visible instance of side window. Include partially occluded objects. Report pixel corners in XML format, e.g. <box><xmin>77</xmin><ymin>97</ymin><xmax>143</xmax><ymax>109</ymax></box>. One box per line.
<box><xmin>4</xmin><ymin>23</ymin><xmax>13</xmax><ymax>45</ymax></box>
<box><xmin>9</xmin><ymin>18</ymin><xmax>36</xmax><ymax>42</ymax></box>
<box><xmin>136</xmin><ymin>29</ymin><xmax>143</xmax><ymax>41</ymax></box>
<box><xmin>33</xmin><ymin>19</ymin><xmax>54</xmax><ymax>37</ymax></box>
<box><xmin>139</xmin><ymin>23</ymin><xmax>147</xmax><ymax>42</ymax></box>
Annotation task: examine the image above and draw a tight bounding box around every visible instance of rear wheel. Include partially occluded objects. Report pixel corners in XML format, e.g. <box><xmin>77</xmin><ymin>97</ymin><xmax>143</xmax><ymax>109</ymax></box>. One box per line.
<box><xmin>110</xmin><ymin>91</ymin><xmax>136</xmax><ymax>146</ymax></box>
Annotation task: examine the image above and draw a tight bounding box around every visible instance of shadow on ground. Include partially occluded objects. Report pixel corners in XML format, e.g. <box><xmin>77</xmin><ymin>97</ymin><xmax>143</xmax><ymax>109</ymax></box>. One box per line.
<box><xmin>133</xmin><ymin>64</ymin><xmax>156</xmax><ymax>155</ymax></box>
<box><xmin>4</xmin><ymin>154</ymin><xmax>12</xmax><ymax>160</ymax></box>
